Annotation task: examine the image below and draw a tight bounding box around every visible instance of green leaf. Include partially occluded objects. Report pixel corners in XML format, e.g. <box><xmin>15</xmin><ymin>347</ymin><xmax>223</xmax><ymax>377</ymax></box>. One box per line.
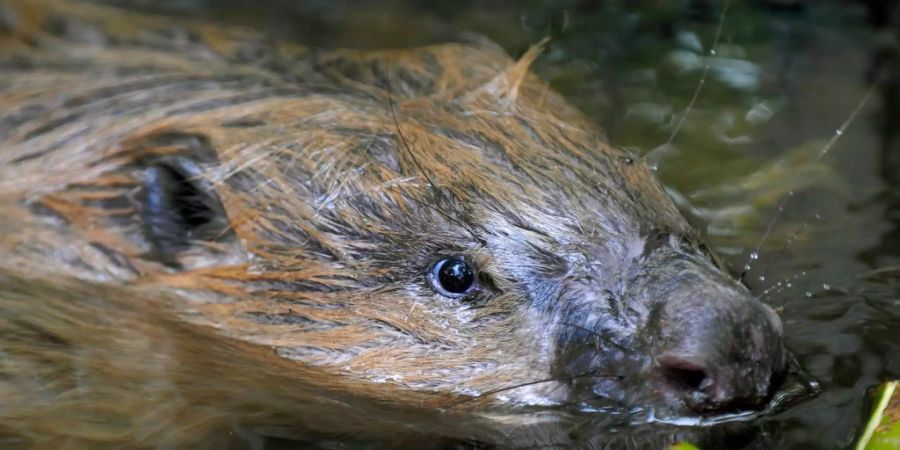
<box><xmin>670</xmin><ymin>442</ymin><xmax>701</xmax><ymax>450</ymax></box>
<box><xmin>857</xmin><ymin>381</ymin><xmax>900</xmax><ymax>450</ymax></box>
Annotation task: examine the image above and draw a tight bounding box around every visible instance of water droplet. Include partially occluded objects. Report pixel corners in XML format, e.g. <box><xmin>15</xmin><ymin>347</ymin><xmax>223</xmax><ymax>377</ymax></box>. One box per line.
<box><xmin>822</xmin><ymin>283</ymin><xmax>831</xmax><ymax>290</ymax></box>
<box><xmin>758</xmin><ymin>276</ymin><xmax>766</xmax><ymax>282</ymax></box>
<box><xmin>743</xmin><ymin>264</ymin><xmax>752</xmax><ymax>271</ymax></box>
<box><xmin>835</xmin><ymin>129</ymin><xmax>843</xmax><ymax>136</ymax></box>
<box><xmin>805</xmin><ymin>292</ymin><xmax>813</xmax><ymax>298</ymax></box>
<box><xmin>710</xmin><ymin>49</ymin><xmax>717</xmax><ymax>56</ymax></box>
<box><xmin>815</xmin><ymin>213</ymin><xmax>822</xmax><ymax>220</ymax></box>
<box><xmin>786</xmin><ymin>282</ymin><xmax>792</xmax><ymax>288</ymax></box>
<box><xmin>750</xmin><ymin>252</ymin><xmax>759</xmax><ymax>260</ymax></box>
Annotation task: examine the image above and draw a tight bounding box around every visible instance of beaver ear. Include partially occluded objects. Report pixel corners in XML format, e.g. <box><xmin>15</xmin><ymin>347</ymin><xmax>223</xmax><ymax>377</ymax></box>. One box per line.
<box><xmin>139</xmin><ymin>158</ymin><xmax>231</xmax><ymax>266</ymax></box>
<box><xmin>126</xmin><ymin>134</ymin><xmax>241</xmax><ymax>269</ymax></box>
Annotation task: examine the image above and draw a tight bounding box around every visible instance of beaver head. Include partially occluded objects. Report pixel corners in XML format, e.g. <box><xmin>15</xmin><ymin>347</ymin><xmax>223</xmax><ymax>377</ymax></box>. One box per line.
<box><xmin>0</xmin><ymin>1</ymin><xmax>788</xmax><ymax>439</ymax></box>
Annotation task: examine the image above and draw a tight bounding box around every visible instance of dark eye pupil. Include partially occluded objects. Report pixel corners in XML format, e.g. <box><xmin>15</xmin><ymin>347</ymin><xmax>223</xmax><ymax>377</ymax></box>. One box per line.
<box><xmin>437</xmin><ymin>258</ymin><xmax>475</xmax><ymax>294</ymax></box>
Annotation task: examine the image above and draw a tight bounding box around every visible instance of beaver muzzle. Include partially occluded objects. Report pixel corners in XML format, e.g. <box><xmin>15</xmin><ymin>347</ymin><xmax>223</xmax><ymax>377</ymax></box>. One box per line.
<box><xmin>553</xmin><ymin>245</ymin><xmax>788</xmax><ymax>417</ymax></box>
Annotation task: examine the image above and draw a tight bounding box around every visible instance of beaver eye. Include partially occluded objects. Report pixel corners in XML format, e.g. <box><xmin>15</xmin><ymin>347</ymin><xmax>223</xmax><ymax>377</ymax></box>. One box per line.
<box><xmin>430</xmin><ymin>256</ymin><xmax>477</xmax><ymax>298</ymax></box>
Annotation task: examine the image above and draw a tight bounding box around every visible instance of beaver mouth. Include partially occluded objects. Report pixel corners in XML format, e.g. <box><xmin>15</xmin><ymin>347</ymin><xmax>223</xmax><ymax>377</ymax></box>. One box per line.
<box><xmin>551</xmin><ymin>355</ymin><xmax>818</xmax><ymax>426</ymax></box>
<box><xmin>637</xmin><ymin>357</ymin><xmax>818</xmax><ymax>426</ymax></box>
<box><xmin>638</xmin><ymin>370</ymin><xmax>818</xmax><ymax>427</ymax></box>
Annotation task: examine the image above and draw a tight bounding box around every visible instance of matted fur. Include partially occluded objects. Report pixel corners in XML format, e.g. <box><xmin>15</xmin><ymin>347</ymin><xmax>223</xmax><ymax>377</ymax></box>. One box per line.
<box><xmin>0</xmin><ymin>1</ymin><xmax>785</xmax><ymax>448</ymax></box>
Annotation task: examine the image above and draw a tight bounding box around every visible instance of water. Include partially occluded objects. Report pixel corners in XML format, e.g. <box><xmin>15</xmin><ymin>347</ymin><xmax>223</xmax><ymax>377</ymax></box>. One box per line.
<box><xmin>98</xmin><ymin>1</ymin><xmax>900</xmax><ymax>448</ymax></box>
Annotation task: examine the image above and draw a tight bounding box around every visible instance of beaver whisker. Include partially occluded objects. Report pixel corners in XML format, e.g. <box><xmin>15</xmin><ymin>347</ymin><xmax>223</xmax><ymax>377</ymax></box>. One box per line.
<box><xmin>449</xmin><ymin>371</ymin><xmax>627</xmax><ymax>409</ymax></box>
<box><xmin>393</xmin><ymin>189</ymin><xmax>487</xmax><ymax>243</ymax></box>
<box><xmin>560</xmin><ymin>393</ymin><xmax>628</xmax><ymax>411</ymax></box>
<box><xmin>520</xmin><ymin>394</ymin><xmax>627</xmax><ymax>417</ymax></box>
<box><xmin>492</xmin><ymin>393</ymin><xmax>630</xmax><ymax>424</ymax></box>
<box><xmin>743</xmin><ymin>227</ymin><xmax>809</xmax><ymax>298</ymax></box>
<box><xmin>386</xmin><ymin>65</ymin><xmax>488</xmax><ymax>246</ymax></box>
<box><xmin>740</xmin><ymin>70</ymin><xmax>882</xmax><ymax>283</ymax></box>
<box><xmin>558</xmin><ymin>321</ymin><xmax>632</xmax><ymax>354</ymax></box>
<box><xmin>770</xmin><ymin>265</ymin><xmax>900</xmax><ymax>306</ymax></box>
<box><xmin>661</xmin><ymin>0</ymin><xmax>730</xmax><ymax>150</ymax></box>
<box><xmin>756</xmin><ymin>270</ymin><xmax>812</xmax><ymax>302</ymax></box>
<box><xmin>525</xmin><ymin>377</ymin><xmax>630</xmax><ymax>414</ymax></box>
<box><xmin>386</xmin><ymin>69</ymin><xmax>437</xmax><ymax>192</ymax></box>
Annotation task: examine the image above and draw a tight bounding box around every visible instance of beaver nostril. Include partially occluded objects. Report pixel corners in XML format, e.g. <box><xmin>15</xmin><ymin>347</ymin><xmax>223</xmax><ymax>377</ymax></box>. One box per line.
<box><xmin>657</xmin><ymin>357</ymin><xmax>711</xmax><ymax>393</ymax></box>
<box><xmin>661</xmin><ymin>365</ymin><xmax>708</xmax><ymax>392</ymax></box>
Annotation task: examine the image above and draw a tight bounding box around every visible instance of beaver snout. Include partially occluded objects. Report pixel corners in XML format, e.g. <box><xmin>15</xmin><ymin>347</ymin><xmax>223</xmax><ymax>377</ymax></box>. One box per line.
<box><xmin>648</xmin><ymin>285</ymin><xmax>787</xmax><ymax>414</ymax></box>
<box><xmin>554</xmin><ymin>263</ymin><xmax>787</xmax><ymax>417</ymax></box>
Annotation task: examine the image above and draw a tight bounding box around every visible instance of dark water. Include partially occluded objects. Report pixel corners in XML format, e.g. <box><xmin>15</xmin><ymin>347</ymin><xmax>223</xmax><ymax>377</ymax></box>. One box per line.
<box><xmin>105</xmin><ymin>1</ymin><xmax>900</xmax><ymax>448</ymax></box>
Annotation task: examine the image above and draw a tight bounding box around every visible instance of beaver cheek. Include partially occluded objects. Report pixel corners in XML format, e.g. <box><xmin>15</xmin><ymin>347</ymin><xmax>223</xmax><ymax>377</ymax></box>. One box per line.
<box><xmin>550</xmin><ymin>316</ymin><xmax>638</xmax><ymax>410</ymax></box>
<box><xmin>559</xmin><ymin>350</ymin><xmax>633</xmax><ymax>408</ymax></box>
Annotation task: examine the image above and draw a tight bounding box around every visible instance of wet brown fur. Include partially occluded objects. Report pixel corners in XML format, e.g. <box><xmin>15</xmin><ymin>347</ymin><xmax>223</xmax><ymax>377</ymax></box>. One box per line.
<box><xmin>0</xmin><ymin>0</ymin><xmax>701</xmax><ymax>448</ymax></box>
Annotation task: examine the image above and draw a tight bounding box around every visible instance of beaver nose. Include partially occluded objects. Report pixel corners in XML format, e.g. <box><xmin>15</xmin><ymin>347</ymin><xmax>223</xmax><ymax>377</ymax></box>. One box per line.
<box><xmin>651</xmin><ymin>295</ymin><xmax>786</xmax><ymax>413</ymax></box>
<box><xmin>655</xmin><ymin>352</ymin><xmax>769</xmax><ymax>412</ymax></box>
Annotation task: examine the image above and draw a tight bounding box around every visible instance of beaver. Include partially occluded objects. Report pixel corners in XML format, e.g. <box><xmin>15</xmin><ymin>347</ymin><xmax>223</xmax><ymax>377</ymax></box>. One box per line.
<box><xmin>0</xmin><ymin>0</ymin><xmax>789</xmax><ymax>448</ymax></box>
